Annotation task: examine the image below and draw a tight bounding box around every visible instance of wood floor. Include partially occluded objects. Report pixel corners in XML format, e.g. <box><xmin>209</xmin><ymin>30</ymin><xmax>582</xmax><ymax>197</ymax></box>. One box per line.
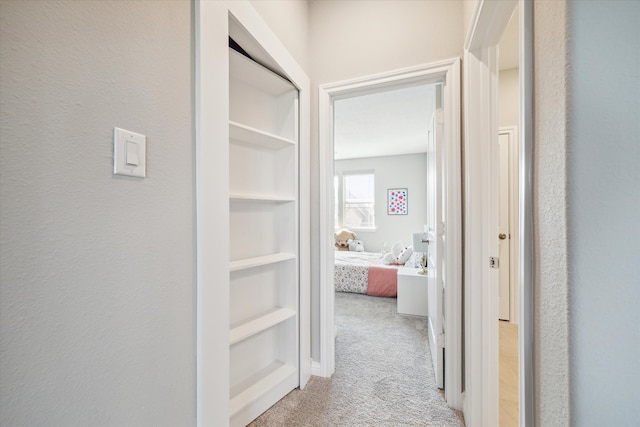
<box><xmin>499</xmin><ymin>320</ymin><xmax>519</xmax><ymax>427</ymax></box>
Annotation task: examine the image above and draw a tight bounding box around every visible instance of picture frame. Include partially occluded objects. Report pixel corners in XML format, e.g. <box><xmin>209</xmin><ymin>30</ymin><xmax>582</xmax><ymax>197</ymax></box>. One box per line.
<box><xmin>387</xmin><ymin>188</ymin><xmax>408</xmax><ymax>215</ymax></box>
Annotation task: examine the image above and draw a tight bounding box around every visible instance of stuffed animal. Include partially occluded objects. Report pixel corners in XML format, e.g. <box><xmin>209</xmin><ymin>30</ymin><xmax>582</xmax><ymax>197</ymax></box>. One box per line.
<box><xmin>348</xmin><ymin>239</ymin><xmax>365</xmax><ymax>252</ymax></box>
<box><xmin>335</xmin><ymin>228</ymin><xmax>356</xmax><ymax>251</ymax></box>
<box><xmin>383</xmin><ymin>241</ymin><xmax>413</xmax><ymax>265</ymax></box>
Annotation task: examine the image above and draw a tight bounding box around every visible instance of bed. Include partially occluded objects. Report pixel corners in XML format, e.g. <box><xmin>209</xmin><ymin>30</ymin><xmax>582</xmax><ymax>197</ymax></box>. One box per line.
<box><xmin>334</xmin><ymin>251</ymin><xmax>401</xmax><ymax>297</ymax></box>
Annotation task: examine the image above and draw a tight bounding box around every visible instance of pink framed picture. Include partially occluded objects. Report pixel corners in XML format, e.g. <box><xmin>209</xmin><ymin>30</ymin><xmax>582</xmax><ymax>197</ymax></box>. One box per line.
<box><xmin>387</xmin><ymin>188</ymin><xmax>408</xmax><ymax>215</ymax></box>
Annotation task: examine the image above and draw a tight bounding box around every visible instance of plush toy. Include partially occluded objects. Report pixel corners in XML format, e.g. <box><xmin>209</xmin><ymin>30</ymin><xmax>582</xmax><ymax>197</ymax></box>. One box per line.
<box><xmin>348</xmin><ymin>239</ymin><xmax>365</xmax><ymax>252</ymax></box>
<box><xmin>335</xmin><ymin>228</ymin><xmax>356</xmax><ymax>251</ymax></box>
<box><xmin>383</xmin><ymin>241</ymin><xmax>413</xmax><ymax>265</ymax></box>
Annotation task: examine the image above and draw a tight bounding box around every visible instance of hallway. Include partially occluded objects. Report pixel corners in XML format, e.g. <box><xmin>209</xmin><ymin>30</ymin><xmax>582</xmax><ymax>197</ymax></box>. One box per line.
<box><xmin>250</xmin><ymin>293</ymin><xmax>463</xmax><ymax>426</ymax></box>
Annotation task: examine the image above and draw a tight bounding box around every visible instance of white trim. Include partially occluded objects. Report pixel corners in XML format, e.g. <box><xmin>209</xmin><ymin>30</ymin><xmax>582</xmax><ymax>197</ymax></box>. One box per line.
<box><xmin>464</xmin><ymin>1</ymin><xmax>537</xmax><ymax>426</ymax></box>
<box><xmin>318</xmin><ymin>84</ymin><xmax>335</xmax><ymax>378</ymax></box>
<box><xmin>195</xmin><ymin>2</ymin><xmax>229</xmax><ymax>425</ymax></box>
<box><xmin>195</xmin><ymin>1</ymin><xmax>311</xmax><ymax>425</ymax></box>
<box><xmin>498</xmin><ymin>126</ymin><xmax>520</xmax><ymax>324</ymax></box>
<box><xmin>519</xmin><ymin>1</ymin><xmax>535</xmax><ymax>425</ymax></box>
<box><xmin>311</xmin><ymin>360</ymin><xmax>323</xmax><ymax>377</ymax></box>
<box><xmin>318</xmin><ymin>59</ymin><xmax>463</xmax><ymax>411</ymax></box>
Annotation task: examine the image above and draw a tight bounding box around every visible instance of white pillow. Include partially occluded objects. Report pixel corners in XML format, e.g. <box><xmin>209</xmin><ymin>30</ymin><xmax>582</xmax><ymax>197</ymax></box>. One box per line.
<box><xmin>391</xmin><ymin>241</ymin><xmax>404</xmax><ymax>258</ymax></box>
<box><xmin>382</xmin><ymin>252</ymin><xmax>396</xmax><ymax>265</ymax></box>
<box><xmin>396</xmin><ymin>246</ymin><xmax>413</xmax><ymax>264</ymax></box>
<box><xmin>404</xmin><ymin>251</ymin><xmax>421</xmax><ymax>268</ymax></box>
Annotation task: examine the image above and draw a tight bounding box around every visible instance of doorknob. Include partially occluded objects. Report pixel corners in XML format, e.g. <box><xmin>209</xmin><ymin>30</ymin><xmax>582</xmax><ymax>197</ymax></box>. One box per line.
<box><xmin>498</xmin><ymin>233</ymin><xmax>507</xmax><ymax>240</ymax></box>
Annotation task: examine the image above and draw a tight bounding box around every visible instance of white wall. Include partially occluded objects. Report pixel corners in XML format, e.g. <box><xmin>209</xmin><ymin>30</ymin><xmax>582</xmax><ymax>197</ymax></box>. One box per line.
<box><xmin>535</xmin><ymin>0</ymin><xmax>640</xmax><ymax>424</ymax></box>
<box><xmin>0</xmin><ymin>1</ymin><xmax>195</xmax><ymax>425</ymax></box>
<box><xmin>499</xmin><ymin>68</ymin><xmax>519</xmax><ymax>128</ymax></box>
<box><xmin>309</xmin><ymin>0</ymin><xmax>464</xmax><ymax>362</ymax></box>
<box><xmin>335</xmin><ymin>154</ymin><xmax>428</xmax><ymax>253</ymax></box>
<box><xmin>533</xmin><ymin>1</ymin><xmax>571</xmax><ymax>423</ymax></box>
<box><xmin>566</xmin><ymin>1</ymin><xmax>640</xmax><ymax>424</ymax></box>
<box><xmin>462</xmin><ymin>0</ymin><xmax>477</xmax><ymax>43</ymax></box>
<box><xmin>250</xmin><ymin>0</ymin><xmax>309</xmax><ymax>72</ymax></box>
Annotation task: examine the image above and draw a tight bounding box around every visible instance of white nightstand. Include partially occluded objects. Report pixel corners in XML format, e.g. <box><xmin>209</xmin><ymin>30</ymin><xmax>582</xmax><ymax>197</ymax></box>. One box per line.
<box><xmin>397</xmin><ymin>267</ymin><xmax>428</xmax><ymax>317</ymax></box>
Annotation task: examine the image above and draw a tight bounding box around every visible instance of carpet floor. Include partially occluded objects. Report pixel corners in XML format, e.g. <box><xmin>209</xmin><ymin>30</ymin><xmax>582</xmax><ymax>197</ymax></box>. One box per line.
<box><xmin>248</xmin><ymin>292</ymin><xmax>465</xmax><ymax>426</ymax></box>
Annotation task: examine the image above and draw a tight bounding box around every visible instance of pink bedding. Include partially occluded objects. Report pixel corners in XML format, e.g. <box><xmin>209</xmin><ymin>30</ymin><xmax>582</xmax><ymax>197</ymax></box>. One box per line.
<box><xmin>367</xmin><ymin>266</ymin><xmax>399</xmax><ymax>297</ymax></box>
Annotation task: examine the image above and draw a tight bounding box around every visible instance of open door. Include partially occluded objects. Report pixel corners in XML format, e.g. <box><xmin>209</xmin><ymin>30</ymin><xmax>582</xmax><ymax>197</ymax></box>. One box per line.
<box><xmin>498</xmin><ymin>131</ymin><xmax>511</xmax><ymax>321</ymax></box>
<box><xmin>319</xmin><ymin>59</ymin><xmax>462</xmax><ymax>409</ymax></box>
<box><xmin>426</xmin><ymin>100</ymin><xmax>445</xmax><ymax>389</ymax></box>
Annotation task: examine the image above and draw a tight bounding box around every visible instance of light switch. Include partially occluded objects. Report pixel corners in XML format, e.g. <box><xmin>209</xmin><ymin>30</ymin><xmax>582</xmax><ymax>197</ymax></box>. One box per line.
<box><xmin>114</xmin><ymin>127</ymin><xmax>146</xmax><ymax>177</ymax></box>
<box><xmin>126</xmin><ymin>141</ymin><xmax>139</xmax><ymax>166</ymax></box>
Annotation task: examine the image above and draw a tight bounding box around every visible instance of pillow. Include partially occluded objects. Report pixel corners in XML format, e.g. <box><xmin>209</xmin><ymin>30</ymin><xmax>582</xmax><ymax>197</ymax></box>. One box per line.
<box><xmin>404</xmin><ymin>251</ymin><xmax>421</xmax><ymax>268</ymax></box>
<box><xmin>382</xmin><ymin>252</ymin><xmax>396</xmax><ymax>265</ymax></box>
<box><xmin>396</xmin><ymin>246</ymin><xmax>413</xmax><ymax>264</ymax></box>
<box><xmin>391</xmin><ymin>241</ymin><xmax>404</xmax><ymax>258</ymax></box>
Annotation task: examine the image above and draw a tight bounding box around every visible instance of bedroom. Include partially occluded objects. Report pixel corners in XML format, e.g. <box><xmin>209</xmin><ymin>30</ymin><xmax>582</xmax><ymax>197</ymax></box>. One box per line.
<box><xmin>332</xmin><ymin>83</ymin><xmax>433</xmax><ymax>296</ymax></box>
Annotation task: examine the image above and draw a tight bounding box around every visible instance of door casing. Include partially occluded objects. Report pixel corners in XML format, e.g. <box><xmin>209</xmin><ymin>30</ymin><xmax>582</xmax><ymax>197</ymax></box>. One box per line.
<box><xmin>318</xmin><ymin>59</ymin><xmax>463</xmax><ymax>410</ymax></box>
<box><xmin>464</xmin><ymin>0</ymin><xmax>534</xmax><ymax>425</ymax></box>
<box><xmin>194</xmin><ymin>1</ymin><xmax>311</xmax><ymax>425</ymax></box>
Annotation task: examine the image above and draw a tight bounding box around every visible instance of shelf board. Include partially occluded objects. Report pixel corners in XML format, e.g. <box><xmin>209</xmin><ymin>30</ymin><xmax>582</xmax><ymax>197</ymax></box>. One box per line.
<box><xmin>230</xmin><ymin>48</ymin><xmax>295</xmax><ymax>96</ymax></box>
<box><xmin>229</xmin><ymin>121</ymin><xmax>295</xmax><ymax>149</ymax></box>
<box><xmin>229</xmin><ymin>194</ymin><xmax>295</xmax><ymax>203</ymax></box>
<box><xmin>230</xmin><ymin>253</ymin><xmax>296</xmax><ymax>272</ymax></box>
<box><xmin>229</xmin><ymin>361</ymin><xmax>297</xmax><ymax>418</ymax></box>
<box><xmin>230</xmin><ymin>307</ymin><xmax>296</xmax><ymax>346</ymax></box>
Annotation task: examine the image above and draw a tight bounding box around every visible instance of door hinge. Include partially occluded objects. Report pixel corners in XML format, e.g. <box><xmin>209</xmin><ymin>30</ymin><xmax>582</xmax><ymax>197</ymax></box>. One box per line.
<box><xmin>438</xmin><ymin>222</ymin><xmax>445</xmax><ymax>236</ymax></box>
<box><xmin>489</xmin><ymin>256</ymin><xmax>499</xmax><ymax>269</ymax></box>
<box><xmin>436</xmin><ymin>109</ymin><xmax>444</xmax><ymax>125</ymax></box>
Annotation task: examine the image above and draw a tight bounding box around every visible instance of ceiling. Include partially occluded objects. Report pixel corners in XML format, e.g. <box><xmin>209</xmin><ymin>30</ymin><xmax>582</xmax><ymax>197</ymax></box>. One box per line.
<box><xmin>334</xmin><ymin>83</ymin><xmax>436</xmax><ymax>160</ymax></box>
<box><xmin>333</xmin><ymin>7</ymin><xmax>518</xmax><ymax>162</ymax></box>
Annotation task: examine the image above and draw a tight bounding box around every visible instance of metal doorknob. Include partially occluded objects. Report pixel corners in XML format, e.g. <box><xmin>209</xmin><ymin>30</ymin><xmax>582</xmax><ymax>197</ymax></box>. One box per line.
<box><xmin>498</xmin><ymin>233</ymin><xmax>507</xmax><ymax>240</ymax></box>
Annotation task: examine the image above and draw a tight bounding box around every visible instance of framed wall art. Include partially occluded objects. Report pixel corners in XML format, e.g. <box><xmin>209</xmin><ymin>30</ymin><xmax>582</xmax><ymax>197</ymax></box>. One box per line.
<box><xmin>387</xmin><ymin>188</ymin><xmax>408</xmax><ymax>215</ymax></box>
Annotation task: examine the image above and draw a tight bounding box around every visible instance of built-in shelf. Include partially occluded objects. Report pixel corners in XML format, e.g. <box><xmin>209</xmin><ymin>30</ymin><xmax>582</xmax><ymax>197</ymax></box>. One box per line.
<box><xmin>229</xmin><ymin>361</ymin><xmax>297</xmax><ymax>418</ymax></box>
<box><xmin>230</xmin><ymin>253</ymin><xmax>296</xmax><ymax>272</ymax></box>
<box><xmin>230</xmin><ymin>307</ymin><xmax>296</xmax><ymax>345</ymax></box>
<box><xmin>230</xmin><ymin>49</ymin><xmax>295</xmax><ymax>96</ymax></box>
<box><xmin>228</xmin><ymin>35</ymin><xmax>298</xmax><ymax>426</ymax></box>
<box><xmin>229</xmin><ymin>121</ymin><xmax>295</xmax><ymax>149</ymax></box>
<box><xmin>229</xmin><ymin>193</ymin><xmax>295</xmax><ymax>203</ymax></box>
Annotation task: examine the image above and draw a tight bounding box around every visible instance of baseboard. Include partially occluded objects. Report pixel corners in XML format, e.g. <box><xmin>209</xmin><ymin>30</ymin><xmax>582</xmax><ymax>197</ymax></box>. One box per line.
<box><xmin>311</xmin><ymin>360</ymin><xmax>323</xmax><ymax>377</ymax></box>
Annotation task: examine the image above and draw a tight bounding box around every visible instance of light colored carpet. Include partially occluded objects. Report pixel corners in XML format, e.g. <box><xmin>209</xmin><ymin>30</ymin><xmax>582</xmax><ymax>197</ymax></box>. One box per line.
<box><xmin>248</xmin><ymin>292</ymin><xmax>465</xmax><ymax>426</ymax></box>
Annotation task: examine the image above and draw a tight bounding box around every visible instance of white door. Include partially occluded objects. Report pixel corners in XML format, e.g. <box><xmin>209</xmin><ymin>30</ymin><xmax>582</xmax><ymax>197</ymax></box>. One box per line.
<box><xmin>426</xmin><ymin>104</ymin><xmax>445</xmax><ymax>389</ymax></box>
<box><xmin>498</xmin><ymin>131</ymin><xmax>511</xmax><ymax>321</ymax></box>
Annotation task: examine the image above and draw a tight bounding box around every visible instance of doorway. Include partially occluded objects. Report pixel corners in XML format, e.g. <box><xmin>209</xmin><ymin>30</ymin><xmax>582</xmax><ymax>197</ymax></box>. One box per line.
<box><xmin>464</xmin><ymin>0</ymin><xmax>534</xmax><ymax>425</ymax></box>
<box><xmin>318</xmin><ymin>59</ymin><xmax>463</xmax><ymax>410</ymax></box>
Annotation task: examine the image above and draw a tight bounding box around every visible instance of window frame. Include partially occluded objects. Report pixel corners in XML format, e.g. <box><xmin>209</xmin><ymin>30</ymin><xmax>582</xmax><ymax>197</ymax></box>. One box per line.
<box><xmin>334</xmin><ymin>170</ymin><xmax>376</xmax><ymax>231</ymax></box>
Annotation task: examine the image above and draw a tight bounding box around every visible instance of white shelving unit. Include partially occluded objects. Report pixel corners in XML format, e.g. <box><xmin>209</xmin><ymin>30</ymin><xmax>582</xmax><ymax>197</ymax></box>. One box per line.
<box><xmin>230</xmin><ymin>253</ymin><xmax>296</xmax><ymax>272</ymax></box>
<box><xmin>228</xmin><ymin>47</ymin><xmax>299</xmax><ymax>427</ymax></box>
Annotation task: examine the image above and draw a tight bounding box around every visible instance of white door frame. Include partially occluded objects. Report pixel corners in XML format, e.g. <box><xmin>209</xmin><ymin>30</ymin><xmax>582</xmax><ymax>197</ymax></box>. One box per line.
<box><xmin>318</xmin><ymin>59</ymin><xmax>463</xmax><ymax>410</ymax></box>
<box><xmin>194</xmin><ymin>1</ymin><xmax>311</xmax><ymax>425</ymax></box>
<box><xmin>464</xmin><ymin>0</ymin><xmax>534</xmax><ymax>426</ymax></box>
<box><xmin>499</xmin><ymin>126</ymin><xmax>520</xmax><ymax>324</ymax></box>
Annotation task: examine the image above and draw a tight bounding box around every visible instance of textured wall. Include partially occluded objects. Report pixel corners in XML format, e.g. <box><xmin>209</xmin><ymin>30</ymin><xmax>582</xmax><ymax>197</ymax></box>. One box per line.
<box><xmin>533</xmin><ymin>1</ymin><xmax>571</xmax><ymax>424</ymax></box>
<box><xmin>567</xmin><ymin>1</ymin><xmax>640</xmax><ymax>424</ymax></box>
<box><xmin>308</xmin><ymin>0</ymin><xmax>464</xmax><ymax>362</ymax></box>
<box><xmin>0</xmin><ymin>1</ymin><xmax>195</xmax><ymax>426</ymax></box>
<box><xmin>250</xmin><ymin>0</ymin><xmax>310</xmax><ymax>73</ymax></box>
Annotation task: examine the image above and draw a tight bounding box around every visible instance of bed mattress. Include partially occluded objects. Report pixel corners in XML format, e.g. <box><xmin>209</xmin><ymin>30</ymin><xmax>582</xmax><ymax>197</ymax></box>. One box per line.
<box><xmin>334</xmin><ymin>251</ymin><xmax>398</xmax><ymax>295</ymax></box>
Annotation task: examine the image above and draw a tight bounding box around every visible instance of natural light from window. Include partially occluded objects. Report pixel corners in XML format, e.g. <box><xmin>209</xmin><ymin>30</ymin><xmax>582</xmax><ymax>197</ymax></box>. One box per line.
<box><xmin>335</xmin><ymin>172</ymin><xmax>375</xmax><ymax>230</ymax></box>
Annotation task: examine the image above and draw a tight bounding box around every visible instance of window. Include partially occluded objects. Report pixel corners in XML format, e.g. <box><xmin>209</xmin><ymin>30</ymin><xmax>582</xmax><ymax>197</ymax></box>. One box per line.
<box><xmin>335</xmin><ymin>172</ymin><xmax>375</xmax><ymax>229</ymax></box>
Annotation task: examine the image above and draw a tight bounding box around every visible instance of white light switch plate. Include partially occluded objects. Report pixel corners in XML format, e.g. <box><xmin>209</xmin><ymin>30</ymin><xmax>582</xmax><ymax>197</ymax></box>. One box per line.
<box><xmin>114</xmin><ymin>127</ymin><xmax>146</xmax><ymax>177</ymax></box>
